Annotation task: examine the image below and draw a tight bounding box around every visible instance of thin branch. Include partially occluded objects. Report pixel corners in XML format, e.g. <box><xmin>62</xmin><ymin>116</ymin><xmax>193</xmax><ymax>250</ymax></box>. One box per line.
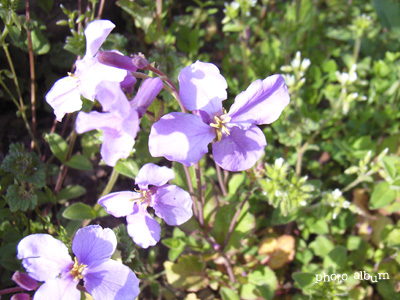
<box><xmin>195</xmin><ymin>163</ymin><xmax>204</xmax><ymax>227</ymax></box>
<box><xmin>183</xmin><ymin>164</ymin><xmax>199</xmax><ymax>220</ymax></box>
<box><xmin>215</xmin><ymin>162</ymin><xmax>227</xmax><ymax>196</ymax></box>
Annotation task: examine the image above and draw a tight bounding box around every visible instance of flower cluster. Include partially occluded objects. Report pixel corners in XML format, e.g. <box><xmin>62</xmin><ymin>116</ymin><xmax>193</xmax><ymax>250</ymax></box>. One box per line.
<box><xmin>45</xmin><ymin>20</ymin><xmax>162</xmax><ymax>166</ymax></box>
<box><xmin>17</xmin><ymin>225</ymin><xmax>140</xmax><ymax>300</ymax></box>
<box><xmin>98</xmin><ymin>163</ymin><xmax>193</xmax><ymax>248</ymax></box>
<box><xmin>149</xmin><ymin>60</ymin><xmax>290</xmax><ymax>171</ymax></box>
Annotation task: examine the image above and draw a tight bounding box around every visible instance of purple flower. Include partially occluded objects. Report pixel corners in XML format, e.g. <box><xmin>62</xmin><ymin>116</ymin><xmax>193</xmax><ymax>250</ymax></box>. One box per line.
<box><xmin>45</xmin><ymin>20</ymin><xmax>128</xmax><ymax>121</ymax></box>
<box><xmin>17</xmin><ymin>225</ymin><xmax>140</xmax><ymax>300</ymax></box>
<box><xmin>149</xmin><ymin>61</ymin><xmax>290</xmax><ymax>171</ymax></box>
<box><xmin>98</xmin><ymin>163</ymin><xmax>192</xmax><ymax>248</ymax></box>
<box><xmin>12</xmin><ymin>271</ymin><xmax>38</xmax><ymax>291</ymax></box>
<box><xmin>75</xmin><ymin>78</ymin><xmax>163</xmax><ymax>166</ymax></box>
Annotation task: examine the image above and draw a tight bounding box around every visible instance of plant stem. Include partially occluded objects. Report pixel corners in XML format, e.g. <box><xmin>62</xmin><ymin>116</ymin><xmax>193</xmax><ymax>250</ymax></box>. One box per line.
<box><xmin>26</xmin><ymin>0</ymin><xmax>38</xmax><ymax>152</ymax></box>
<box><xmin>194</xmin><ymin>163</ymin><xmax>204</xmax><ymax>227</ymax></box>
<box><xmin>222</xmin><ymin>181</ymin><xmax>254</xmax><ymax>250</ymax></box>
<box><xmin>353</xmin><ymin>35</ymin><xmax>361</xmax><ymax>65</ymax></box>
<box><xmin>215</xmin><ymin>162</ymin><xmax>227</xmax><ymax>196</ymax></box>
<box><xmin>342</xmin><ymin>169</ymin><xmax>374</xmax><ymax>193</ymax></box>
<box><xmin>183</xmin><ymin>165</ymin><xmax>199</xmax><ymax>220</ymax></box>
<box><xmin>55</xmin><ymin>131</ymin><xmax>78</xmax><ymax>193</ymax></box>
<box><xmin>0</xmin><ymin>287</ymin><xmax>27</xmax><ymax>296</ymax></box>
<box><xmin>100</xmin><ymin>168</ymin><xmax>119</xmax><ymax>198</ymax></box>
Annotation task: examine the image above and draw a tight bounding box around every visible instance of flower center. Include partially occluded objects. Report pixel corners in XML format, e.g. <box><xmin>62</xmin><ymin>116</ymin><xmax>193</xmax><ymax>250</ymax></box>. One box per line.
<box><xmin>131</xmin><ymin>189</ymin><xmax>152</xmax><ymax>206</ymax></box>
<box><xmin>70</xmin><ymin>257</ymin><xmax>87</xmax><ymax>281</ymax></box>
<box><xmin>210</xmin><ymin>110</ymin><xmax>231</xmax><ymax>142</ymax></box>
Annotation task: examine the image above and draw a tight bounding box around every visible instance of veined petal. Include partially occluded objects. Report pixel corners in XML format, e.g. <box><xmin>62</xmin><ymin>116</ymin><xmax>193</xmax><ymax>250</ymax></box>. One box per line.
<box><xmin>135</xmin><ymin>163</ymin><xmax>175</xmax><ymax>189</ymax></box>
<box><xmin>95</xmin><ymin>81</ymin><xmax>131</xmax><ymax>119</ymax></box>
<box><xmin>131</xmin><ymin>77</ymin><xmax>163</xmax><ymax>118</ymax></box>
<box><xmin>72</xmin><ymin>225</ymin><xmax>117</xmax><ymax>266</ymax></box>
<box><xmin>17</xmin><ymin>234</ymin><xmax>72</xmax><ymax>282</ymax></box>
<box><xmin>126</xmin><ymin>204</ymin><xmax>161</xmax><ymax>248</ymax></box>
<box><xmin>212</xmin><ymin>125</ymin><xmax>267</xmax><ymax>172</ymax></box>
<box><xmin>178</xmin><ymin>61</ymin><xmax>227</xmax><ymax>115</ymax></box>
<box><xmin>84</xmin><ymin>260</ymin><xmax>140</xmax><ymax>300</ymax></box>
<box><xmin>228</xmin><ymin>75</ymin><xmax>290</xmax><ymax>127</ymax></box>
<box><xmin>76</xmin><ymin>58</ymin><xmax>127</xmax><ymax>101</ymax></box>
<box><xmin>84</xmin><ymin>20</ymin><xmax>115</xmax><ymax>58</ymax></box>
<box><xmin>149</xmin><ymin>112</ymin><xmax>215</xmax><ymax>166</ymax></box>
<box><xmin>33</xmin><ymin>275</ymin><xmax>79</xmax><ymax>300</ymax></box>
<box><xmin>45</xmin><ymin>76</ymin><xmax>81</xmax><ymax>122</ymax></box>
<box><xmin>152</xmin><ymin>185</ymin><xmax>193</xmax><ymax>226</ymax></box>
<box><xmin>98</xmin><ymin>191</ymin><xmax>139</xmax><ymax>217</ymax></box>
<box><xmin>75</xmin><ymin>111</ymin><xmax>121</xmax><ymax>134</ymax></box>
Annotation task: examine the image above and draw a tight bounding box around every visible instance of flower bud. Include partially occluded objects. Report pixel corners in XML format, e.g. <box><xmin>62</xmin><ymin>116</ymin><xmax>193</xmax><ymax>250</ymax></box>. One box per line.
<box><xmin>12</xmin><ymin>272</ymin><xmax>38</xmax><ymax>291</ymax></box>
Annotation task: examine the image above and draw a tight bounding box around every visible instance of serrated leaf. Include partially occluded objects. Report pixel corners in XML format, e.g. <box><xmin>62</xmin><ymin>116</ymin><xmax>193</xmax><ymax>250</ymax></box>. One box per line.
<box><xmin>309</xmin><ymin>235</ymin><xmax>334</xmax><ymax>257</ymax></box>
<box><xmin>57</xmin><ymin>185</ymin><xmax>86</xmax><ymax>201</ymax></box>
<box><xmin>6</xmin><ymin>184</ymin><xmax>37</xmax><ymax>212</ymax></box>
<box><xmin>44</xmin><ymin>133</ymin><xmax>68</xmax><ymax>162</ymax></box>
<box><xmin>62</xmin><ymin>202</ymin><xmax>96</xmax><ymax>220</ymax></box>
<box><xmin>65</xmin><ymin>155</ymin><xmax>93</xmax><ymax>171</ymax></box>
<box><xmin>369</xmin><ymin>182</ymin><xmax>397</xmax><ymax>209</ymax></box>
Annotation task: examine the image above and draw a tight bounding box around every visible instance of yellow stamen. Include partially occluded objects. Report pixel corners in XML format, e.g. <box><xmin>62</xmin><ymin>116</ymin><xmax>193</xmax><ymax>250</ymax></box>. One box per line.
<box><xmin>210</xmin><ymin>110</ymin><xmax>231</xmax><ymax>141</ymax></box>
<box><xmin>131</xmin><ymin>189</ymin><xmax>151</xmax><ymax>206</ymax></box>
<box><xmin>70</xmin><ymin>257</ymin><xmax>87</xmax><ymax>281</ymax></box>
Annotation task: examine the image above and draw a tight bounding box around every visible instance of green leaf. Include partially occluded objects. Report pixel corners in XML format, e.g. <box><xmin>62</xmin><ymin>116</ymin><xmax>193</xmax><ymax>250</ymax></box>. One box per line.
<box><xmin>164</xmin><ymin>255</ymin><xmax>208</xmax><ymax>292</ymax></box>
<box><xmin>248</xmin><ymin>266</ymin><xmax>277</xmax><ymax>300</ymax></box>
<box><xmin>211</xmin><ymin>202</ymin><xmax>255</xmax><ymax>251</ymax></box>
<box><xmin>5</xmin><ymin>183</ymin><xmax>38</xmax><ymax>212</ymax></box>
<box><xmin>372</xmin><ymin>0</ymin><xmax>400</xmax><ymax>29</ymax></box>
<box><xmin>323</xmin><ymin>246</ymin><xmax>347</xmax><ymax>270</ymax></box>
<box><xmin>44</xmin><ymin>133</ymin><xmax>68</xmax><ymax>162</ymax></box>
<box><xmin>65</xmin><ymin>155</ymin><xmax>93</xmax><ymax>171</ymax></box>
<box><xmin>221</xmin><ymin>287</ymin><xmax>240</xmax><ymax>300</ymax></box>
<box><xmin>30</xmin><ymin>29</ymin><xmax>50</xmax><ymax>55</ymax></box>
<box><xmin>62</xmin><ymin>202</ymin><xmax>96</xmax><ymax>220</ymax></box>
<box><xmin>57</xmin><ymin>185</ymin><xmax>86</xmax><ymax>201</ymax></box>
<box><xmin>369</xmin><ymin>182</ymin><xmax>397</xmax><ymax>209</ymax></box>
<box><xmin>309</xmin><ymin>235</ymin><xmax>334</xmax><ymax>258</ymax></box>
<box><xmin>293</xmin><ymin>272</ymin><xmax>315</xmax><ymax>290</ymax></box>
<box><xmin>228</xmin><ymin>174</ymin><xmax>246</xmax><ymax>195</ymax></box>
<box><xmin>114</xmin><ymin>158</ymin><xmax>139</xmax><ymax>179</ymax></box>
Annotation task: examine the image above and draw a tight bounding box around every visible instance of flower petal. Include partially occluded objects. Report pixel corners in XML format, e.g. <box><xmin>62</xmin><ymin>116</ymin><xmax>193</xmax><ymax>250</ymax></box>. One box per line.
<box><xmin>100</xmin><ymin>128</ymin><xmax>136</xmax><ymax>167</ymax></box>
<box><xmin>149</xmin><ymin>112</ymin><xmax>215</xmax><ymax>166</ymax></box>
<box><xmin>178</xmin><ymin>61</ymin><xmax>227</xmax><ymax>115</ymax></box>
<box><xmin>84</xmin><ymin>20</ymin><xmax>115</xmax><ymax>58</ymax></box>
<box><xmin>11</xmin><ymin>293</ymin><xmax>30</xmax><ymax>300</ymax></box>
<box><xmin>72</xmin><ymin>225</ymin><xmax>117</xmax><ymax>266</ymax></box>
<box><xmin>32</xmin><ymin>276</ymin><xmax>79</xmax><ymax>300</ymax></box>
<box><xmin>84</xmin><ymin>259</ymin><xmax>140</xmax><ymax>300</ymax></box>
<box><xmin>135</xmin><ymin>163</ymin><xmax>175</xmax><ymax>189</ymax></box>
<box><xmin>95</xmin><ymin>81</ymin><xmax>131</xmax><ymax>119</ymax></box>
<box><xmin>228</xmin><ymin>75</ymin><xmax>290</xmax><ymax>128</ymax></box>
<box><xmin>152</xmin><ymin>185</ymin><xmax>193</xmax><ymax>226</ymax></box>
<box><xmin>75</xmin><ymin>111</ymin><xmax>121</xmax><ymax>134</ymax></box>
<box><xmin>126</xmin><ymin>204</ymin><xmax>161</xmax><ymax>248</ymax></box>
<box><xmin>12</xmin><ymin>271</ymin><xmax>38</xmax><ymax>291</ymax></box>
<box><xmin>97</xmin><ymin>50</ymin><xmax>137</xmax><ymax>72</ymax></box>
<box><xmin>131</xmin><ymin>77</ymin><xmax>163</xmax><ymax>118</ymax></box>
<box><xmin>45</xmin><ymin>76</ymin><xmax>81</xmax><ymax>122</ymax></box>
<box><xmin>98</xmin><ymin>191</ymin><xmax>139</xmax><ymax>217</ymax></box>
<box><xmin>17</xmin><ymin>234</ymin><xmax>72</xmax><ymax>282</ymax></box>
<box><xmin>76</xmin><ymin>57</ymin><xmax>127</xmax><ymax>101</ymax></box>
<box><xmin>212</xmin><ymin>125</ymin><xmax>267</xmax><ymax>172</ymax></box>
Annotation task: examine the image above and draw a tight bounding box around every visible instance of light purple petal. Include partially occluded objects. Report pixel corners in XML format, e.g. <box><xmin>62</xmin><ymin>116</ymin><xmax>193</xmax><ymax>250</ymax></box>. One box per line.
<box><xmin>149</xmin><ymin>112</ymin><xmax>215</xmax><ymax>166</ymax></box>
<box><xmin>97</xmin><ymin>50</ymin><xmax>138</xmax><ymax>72</ymax></box>
<box><xmin>75</xmin><ymin>111</ymin><xmax>121</xmax><ymax>134</ymax></box>
<box><xmin>12</xmin><ymin>271</ymin><xmax>38</xmax><ymax>291</ymax></box>
<box><xmin>45</xmin><ymin>76</ymin><xmax>81</xmax><ymax>122</ymax></box>
<box><xmin>84</xmin><ymin>20</ymin><xmax>115</xmax><ymax>58</ymax></box>
<box><xmin>126</xmin><ymin>204</ymin><xmax>161</xmax><ymax>248</ymax></box>
<box><xmin>152</xmin><ymin>185</ymin><xmax>193</xmax><ymax>226</ymax></box>
<box><xmin>228</xmin><ymin>75</ymin><xmax>290</xmax><ymax>128</ymax></box>
<box><xmin>95</xmin><ymin>81</ymin><xmax>131</xmax><ymax>119</ymax></box>
<box><xmin>131</xmin><ymin>78</ymin><xmax>163</xmax><ymax>118</ymax></box>
<box><xmin>32</xmin><ymin>275</ymin><xmax>79</xmax><ymax>300</ymax></box>
<box><xmin>72</xmin><ymin>225</ymin><xmax>117</xmax><ymax>266</ymax></box>
<box><xmin>178</xmin><ymin>61</ymin><xmax>227</xmax><ymax>116</ymax></box>
<box><xmin>135</xmin><ymin>163</ymin><xmax>175</xmax><ymax>189</ymax></box>
<box><xmin>212</xmin><ymin>125</ymin><xmax>267</xmax><ymax>172</ymax></box>
<box><xmin>120</xmin><ymin>73</ymin><xmax>137</xmax><ymax>94</ymax></box>
<box><xmin>84</xmin><ymin>260</ymin><xmax>140</xmax><ymax>300</ymax></box>
<box><xmin>98</xmin><ymin>191</ymin><xmax>139</xmax><ymax>217</ymax></box>
<box><xmin>100</xmin><ymin>128</ymin><xmax>136</xmax><ymax>167</ymax></box>
<box><xmin>17</xmin><ymin>234</ymin><xmax>72</xmax><ymax>282</ymax></box>
<box><xmin>11</xmin><ymin>293</ymin><xmax>30</xmax><ymax>300</ymax></box>
<box><xmin>75</xmin><ymin>57</ymin><xmax>127</xmax><ymax>101</ymax></box>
